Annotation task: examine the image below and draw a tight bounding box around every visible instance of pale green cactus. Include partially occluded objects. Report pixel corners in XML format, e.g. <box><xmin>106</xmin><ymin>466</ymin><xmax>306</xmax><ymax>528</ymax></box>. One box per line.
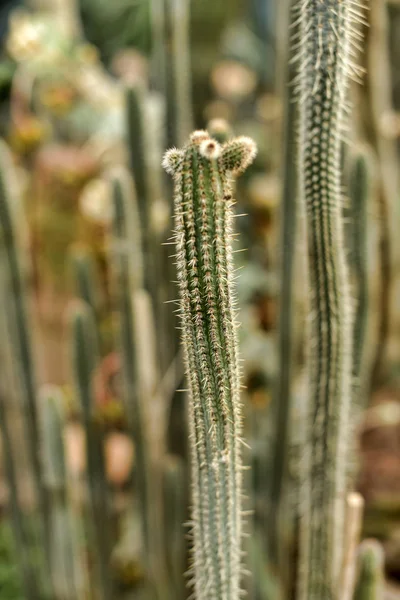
<box><xmin>163</xmin><ymin>130</ymin><xmax>257</xmax><ymax>600</ymax></box>
<box><xmin>39</xmin><ymin>385</ymin><xmax>85</xmax><ymax>600</ymax></box>
<box><xmin>71</xmin><ymin>304</ymin><xmax>114</xmax><ymax>600</ymax></box>
<box><xmin>353</xmin><ymin>540</ymin><xmax>384</xmax><ymax>600</ymax></box>
<box><xmin>347</xmin><ymin>148</ymin><xmax>373</xmax><ymax>411</ymax></box>
<box><xmin>295</xmin><ymin>1</ymin><xmax>367</xmax><ymax>598</ymax></box>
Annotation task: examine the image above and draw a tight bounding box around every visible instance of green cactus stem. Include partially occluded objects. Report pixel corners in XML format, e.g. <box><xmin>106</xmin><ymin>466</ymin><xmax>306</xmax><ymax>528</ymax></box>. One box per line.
<box><xmin>109</xmin><ymin>167</ymin><xmax>151</xmax><ymax>549</ymax></box>
<box><xmin>162</xmin><ymin>455</ymin><xmax>187</xmax><ymax>599</ymax></box>
<box><xmin>125</xmin><ymin>86</ymin><xmax>171</xmax><ymax>371</ymax></box>
<box><xmin>0</xmin><ymin>139</ymin><xmax>51</xmax><ymax>590</ymax></box>
<box><xmin>40</xmin><ymin>385</ymin><xmax>85</xmax><ymax>600</ymax></box>
<box><xmin>353</xmin><ymin>540</ymin><xmax>384</xmax><ymax>600</ymax></box>
<box><xmin>69</xmin><ymin>247</ymin><xmax>103</xmax><ymax>353</ymax></box>
<box><xmin>125</xmin><ymin>85</ymin><xmax>149</xmax><ymax>242</ymax></box>
<box><xmin>347</xmin><ymin>148</ymin><xmax>372</xmax><ymax>411</ymax></box>
<box><xmin>71</xmin><ymin>304</ymin><xmax>114</xmax><ymax>600</ymax></box>
<box><xmin>69</xmin><ymin>247</ymin><xmax>100</xmax><ymax>316</ymax></box>
<box><xmin>165</xmin><ymin>0</ymin><xmax>193</xmax><ymax>146</ymax></box>
<box><xmin>268</xmin><ymin>0</ymin><xmax>298</xmax><ymax>570</ymax></box>
<box><xmin>0</xmin><ymin>387</ymin><xmax>40</xmax><ymax>599</ymax></box>
<box><xmin>163</xmin><ymin>130</ymin><xmax>257</xmax><ymax>600</ymax></box>
<box><xmin>294</xmin><ymin>2</ymin><xmax>367</xmax><ymax>598</ymax></box>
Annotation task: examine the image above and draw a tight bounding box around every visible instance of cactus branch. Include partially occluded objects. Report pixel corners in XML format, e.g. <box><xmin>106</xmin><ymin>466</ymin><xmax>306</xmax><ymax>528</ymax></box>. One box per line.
<box><xmin>163</xmin><ymin>130</ymin><xmax>257</xmax><ymax>600</ymax></box>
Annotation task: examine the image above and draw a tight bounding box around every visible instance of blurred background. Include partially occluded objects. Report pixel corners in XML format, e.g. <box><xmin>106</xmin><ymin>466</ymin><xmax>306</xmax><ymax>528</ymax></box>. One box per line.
<box><xmin>0</xmin><ymin>0</ymin><xmax>399</xmax><ymax>598</ymax></box>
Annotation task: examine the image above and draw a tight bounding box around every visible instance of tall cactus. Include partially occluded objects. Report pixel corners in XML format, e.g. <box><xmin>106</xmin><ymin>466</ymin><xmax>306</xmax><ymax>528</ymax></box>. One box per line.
<box><xmin>162</xmin><ymin>455</ymin><xmax>187</xmax><ymax>599</ymax></box>
<box><xmin>347</xmin><ymin>148</ymin><xmax>372</xmax><ymax>411</ymax></box>
<box><xmin>71</xmin><ymin>304</ymin><xmax>114</xmax><ymax>600</ymax></box>
<box><xmin>163</xmin><ymin>130</ymin><xmax>257</xmax><ymax>600</ymax></box>
<box><xmin>353</xmin><ymin>540</ymin><xmax>384</xmax><ymax>600</ymax></box>
<box><xmin>109</xmin><ymin>167</ymin><xmax>150</xmax><ymax>551</ymax></box>
<box><xmin>0</xmin><ymin>385</ymin><xmax>40</xmax><ymax>599</ymax></box>
<box><xmin>295</xmin><ymin>1</ymin><xmax>366</xmax><ymax>598</ymax></box>
<box><xmin>0</xmin><ymin>139</ymin><xmax>51</xmax><ymax>593</ymax></box>
<box><xmin>39</xmin><ymin>385</ymin><xmax>85</xmax><ymax>600</ymax></box>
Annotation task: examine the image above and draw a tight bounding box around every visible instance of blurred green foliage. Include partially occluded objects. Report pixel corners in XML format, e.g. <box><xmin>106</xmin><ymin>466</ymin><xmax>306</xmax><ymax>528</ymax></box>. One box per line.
<box><xmin>79</xmin><ymin>0</ymin><xmax>151</xmax><ymax>64</ymax></box>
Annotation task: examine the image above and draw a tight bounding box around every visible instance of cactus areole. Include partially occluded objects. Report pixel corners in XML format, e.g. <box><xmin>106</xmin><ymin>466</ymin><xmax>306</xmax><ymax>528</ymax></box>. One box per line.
<box><xmin>163</xmin><ymin>131</ymin><xmax>257</xmax><ymax>600</ymax></box>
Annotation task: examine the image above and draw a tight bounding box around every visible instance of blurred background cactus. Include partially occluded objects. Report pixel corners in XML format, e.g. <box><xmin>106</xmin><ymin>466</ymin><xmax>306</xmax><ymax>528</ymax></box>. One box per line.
<box><xmin>0</xmin><ymin>0</ymin><xmax>399</xmax><ymax>599</ymax></box>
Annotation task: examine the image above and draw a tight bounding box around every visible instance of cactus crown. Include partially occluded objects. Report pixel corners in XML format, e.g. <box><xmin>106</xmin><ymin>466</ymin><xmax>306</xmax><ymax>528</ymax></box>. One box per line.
<box><xmin>162</xmin><ymin>130</ymin><xmax>256</xmax><ymax>179</ymax></box>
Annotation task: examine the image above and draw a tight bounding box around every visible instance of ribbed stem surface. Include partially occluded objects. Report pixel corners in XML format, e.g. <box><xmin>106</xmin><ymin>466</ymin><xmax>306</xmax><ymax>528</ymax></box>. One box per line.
<box><xmin>164</xmin><ymin>131</ymin><xmax>256</xmax><ymax>600</ymax></box>
<box><xmin>296</xmin><ymin>1</ymin><xmax>364</xmax><ymax>597</ymax></box>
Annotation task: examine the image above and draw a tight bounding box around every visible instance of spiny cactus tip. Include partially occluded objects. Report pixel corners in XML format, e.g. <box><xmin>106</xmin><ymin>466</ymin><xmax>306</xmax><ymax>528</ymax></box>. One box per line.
<box><xmin>221</xmin><ymin>136</ymin><xmax>257</xmax><ymax>174</ymax></box>
<box><xmin>199</xmin><ymin>138</ymin><xmax>221</xmax><ymax>160</ymax></box>
<box><xmin>190</xmin><ymin>130</ymin><xmax>210</xmax><ymax>144</ymax></box>
<box><xmin>162</xmin><ymin>147</ymin><xmax>183</xmax><ymax>175</ymax></box>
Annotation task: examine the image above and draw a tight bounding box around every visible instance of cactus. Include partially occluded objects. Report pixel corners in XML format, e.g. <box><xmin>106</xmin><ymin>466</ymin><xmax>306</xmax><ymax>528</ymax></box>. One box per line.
<box><xmin>165</xmin><ymin>0</ymin><xmax>193</xmax><ymax>147</ymax></box>
<box><xmin>0</xmin><ymin>387</ymin><xmax>40</xmax><ymax>599</ymax></box>
<box><xmin>69</xmin><ymin>247</ymin><xmax>101</xmax><ymax>316</ymax></box>
<box><xmin>295</xmin><ymin>2</ymin><xmax>367</xmax><ymax>598</ymax></box>
<box><xmin>125</xmin><ymin>85</ymin><xmax>150</xmax><ymax>246</ymax></box>
<box><xmin>162</xmin><ymin>455</ymin><xmax>187</xmax><ymax>599</ymax></box>
<box><xmin>125</xmin><ymin>86</ymin><xmax>172</xmax><ymax>370</ymax></box>
<box><xmin>267</xmin><ymin>0</ymin><xmax>298</xmax><ymax>569</ymax></box>
<box><xmin>0</xmin><ymin>139</ymin><xmax>51</xmax><ymax>593</ymax></box>
<box><xmin>163</xmin><ymin>130</ymin><xmax>257</xmax><ymax>600</ymax></box>
<box><xmin>69</xmin><ymin>246</ymin><xmax>103</xmax><ymax>353</ymax></box>
<box><xmin>109</xmin><ymin>167</ymin><xmax>151</xmax><ymax>549</ymax></box>
<box><xmin>109</xmin><ymin>166</ymin><xmax>169</xmax><ymax>600</ymax></box>
<box><xmin>70</xmin><ymin>303</ymin><xmax>114</xmax><ymax>600</ymax></box>
<box><xmin>110</xmin><ymin>167</ymin><xmax>170</xmax><ymax>600</ymax></box>
<box><xmin>353</xmin><ymin>540</ymin><xmax>384</xmax><ymax>600</ymax></box>
<box><xmin>347</xmin><ymin>148</ymin><xmax>372</xmax><ymax>411</ymax></box>
<box><xmin>39</xmin><ymin>384</ymin><xmax>85</xmax><ymax>600</ymax></box>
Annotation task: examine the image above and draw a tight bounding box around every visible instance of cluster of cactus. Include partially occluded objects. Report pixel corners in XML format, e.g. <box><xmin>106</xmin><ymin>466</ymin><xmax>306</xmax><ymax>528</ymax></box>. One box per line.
<box><xmin>0</xmin><ymin>1</ymin><xmax>398</xmax><ymax>600</ymax></box>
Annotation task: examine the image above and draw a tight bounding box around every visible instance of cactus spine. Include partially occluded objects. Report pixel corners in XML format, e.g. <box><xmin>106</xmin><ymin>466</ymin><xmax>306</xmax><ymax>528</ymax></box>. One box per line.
<box><xmin>295</xmin><ymin>1</ymin><xmax>366</xmax><ymax>598</ymax></box>
<box><xmin>163</xmin><ymin>130</ymin><xmax>257</xmax><ymax>600</ymax></box>
<box><xmin>353</xmin><ymin>540</ymin><xmax>384</xmax><ymax>600</ymax></box>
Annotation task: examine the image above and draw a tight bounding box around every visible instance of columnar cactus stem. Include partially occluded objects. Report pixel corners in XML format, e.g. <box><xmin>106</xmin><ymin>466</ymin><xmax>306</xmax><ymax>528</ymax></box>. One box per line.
<box><xmin>40</xmin><ymin>385</ymin><xmax>84</xmax><ymax>600</ymax></box>
<box><xmin>0</xmin><ymin>140</ymin><xmax>51</xmax><ymax>593</ymax></box>
<box><xmin>162</xmin><ymin>455</ymin><xmax>187</xmax><ymax>599</ymax></box>
<box><xmin>0</xmin><ymin>387</ymin><xmax>39</xmax><ymax>600</ymax></box>
<box><xmin>167</xmin><ymin>0</ymin><xmax>193</xmax><ymax>146</ymax></box>
<box><xmin>109</xmin><ymin>168</ymin><xmax>150</xmax><ymax>549</ymax></box>
<box><xmin>295</xmin><ymin>2</ymin><xmax>366</xmax><ymax>598</ymax></box>
<box><xmin>353</xmin><ymin>540</ymin><xmax>384</xmax><ymax>600</ymax></box>
<box><xmin>71</xmin><ymin>304</ymin><xmax>114</xmax><ymax>600</ymax></box>
<box><xmin>347</xmin><ymin>149</ymin><xmax>372</xmax><ymax>411</ymax></box>
<box><xmin>163</xmin><ymin>130</ymin><xmax>257</xmax><ymax>600</ymax></box>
